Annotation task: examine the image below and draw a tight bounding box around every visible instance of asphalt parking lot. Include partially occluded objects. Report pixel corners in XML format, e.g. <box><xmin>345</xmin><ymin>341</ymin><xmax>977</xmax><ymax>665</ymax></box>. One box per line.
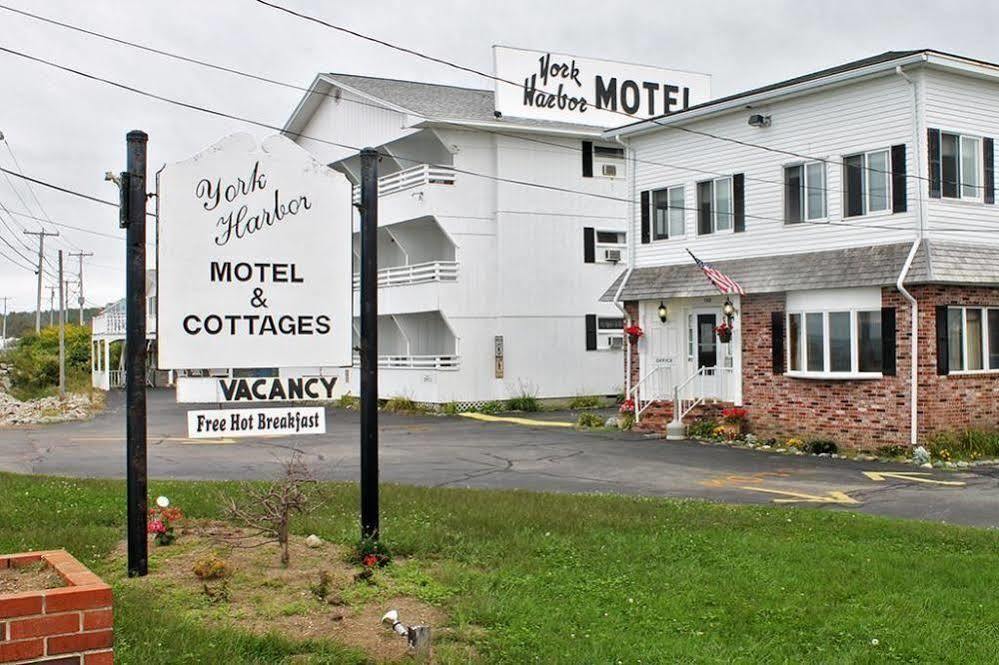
<box><xmin>1</xmin><ymin>389</ymin><xmax>996</xmax><ymax>527</ymax></box>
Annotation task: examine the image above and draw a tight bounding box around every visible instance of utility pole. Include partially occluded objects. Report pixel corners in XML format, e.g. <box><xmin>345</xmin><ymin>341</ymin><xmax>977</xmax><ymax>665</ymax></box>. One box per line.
<box><xmin>47</xmin><ymin>286</ymin><xmax>56</xmax><ymax>326</ymax></box>
<box><xmin>22</xmin><ymin>229</ymin><xmax>59</xmax><ymax>332</ymax></box>
<box><xmin>1</xmin><ymin>296</ymin><xmax>8</xmax><ymax>346</ymax></box>
<box><xmin>123</xmin><ymin>130</ymin><xmax>148</xmax><ymax>577</ymax></box>
<box><xmin>58</xmin><ymin>251</ymin><xmax>65</xmax><ymax>397</ymax></box>
<box><xmin>69</xmin><ymin>251</ymin><xmax>93</xmax><ymax>325</ymax></box>
<box><xmin>358</xmin><ymin>147</ymin><xmax>379</xmax><ymax>541</ymax></box>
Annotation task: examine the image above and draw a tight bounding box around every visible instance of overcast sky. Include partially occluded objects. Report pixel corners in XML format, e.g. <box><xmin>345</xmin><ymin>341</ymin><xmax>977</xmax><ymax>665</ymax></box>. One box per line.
<box><xmin>1</xmin><ymin>0</ymin><xmax>998</xmax><ymax>316</ymax></box>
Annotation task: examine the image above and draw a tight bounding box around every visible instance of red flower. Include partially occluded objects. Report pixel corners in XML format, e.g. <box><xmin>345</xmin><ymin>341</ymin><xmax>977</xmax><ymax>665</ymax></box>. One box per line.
<box><xmin>722</xmin><ymin>407</ymin><xmax>748</xmax><ymax>423</ymax></box>
<box><xmin>362</xmin><ymin>554</ymin><xmax>379</xmax><ymax>568</ymax></box>
<box><xmin>619</xmin><ymin>398</ymin><xmax>635</xmax><ymax>414</ymax></box>
<box><xmin>624</xmin><ymin>324</ymin><xmax>644</xmax><ymax>340</ymax></box>
<box><xmin>147</xmin><ymin>519</ymin><xmax>166</xmax><ymax>535</ymax></box>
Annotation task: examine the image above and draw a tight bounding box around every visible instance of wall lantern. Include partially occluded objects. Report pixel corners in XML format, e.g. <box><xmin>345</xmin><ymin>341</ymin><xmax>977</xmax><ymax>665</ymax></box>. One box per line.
<box><xmin>722</xmin><ymin>298</ymin><xmax>737</xmax><ymax>319</ymax></box>
<box><xmin>657</xmin><ymin>301</ymin><xmax>668</xmax><ymax>323</ymax></box>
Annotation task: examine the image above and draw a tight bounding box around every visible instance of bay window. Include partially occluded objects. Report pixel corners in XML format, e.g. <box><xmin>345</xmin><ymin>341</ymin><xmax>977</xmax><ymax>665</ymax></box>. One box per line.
<box><xmin>945</xmin><ymin>306</ymin><xmax>999</xmax><ymax>373</ymax></box>
<box><xmin>787</xmin><ymin>308</ymin><xmax>883</xmax><ymax>377</ymax></box>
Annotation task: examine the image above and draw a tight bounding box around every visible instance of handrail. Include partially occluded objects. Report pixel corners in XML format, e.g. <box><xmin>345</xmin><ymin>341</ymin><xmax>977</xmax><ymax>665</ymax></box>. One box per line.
<box><xmin>629</xmin><ymin>365</ymin><xmax>669</xmax><ymax>420</ymax></box>
<box><xmin>352</xmin><ymin>260</ymin><xmax>459</xmax><ymax>290</ymax></box>
<box><xmin>672</xmin><ymin>365</ymin><xmax>735</xmax><ymax>425</ymax></box>
<box><xmin>351</xmin><ymin>164</ymin><xmax>456</xmax><ymax>203</ymax></box>
<box><xmin>351</xmin><ymin>354</ymin><xmax>460</xmax><ymax>370</ymax></box>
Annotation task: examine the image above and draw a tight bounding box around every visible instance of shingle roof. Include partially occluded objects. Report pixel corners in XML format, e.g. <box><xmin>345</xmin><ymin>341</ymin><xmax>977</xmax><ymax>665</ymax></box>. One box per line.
<box><xmin>600</xmin><ymin>241</ymin><xmax>999</xmax><ymax>302</ymax></box>
<box><xmin>325</xmin><ymin>73</ymin><xmax>605</xmax><ymax>133</ymax></box>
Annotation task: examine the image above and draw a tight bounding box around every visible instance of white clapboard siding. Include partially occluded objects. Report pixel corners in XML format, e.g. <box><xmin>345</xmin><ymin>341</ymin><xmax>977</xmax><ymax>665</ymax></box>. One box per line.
<box><xmin>630</xmin><ymin>73</ymin><xmax>918</xmax><ymax>268</ymax></box>
<box><xmin>922</xmin><ymin>68</ymin><xmax>999</xmax><ymax>245</ymax></box>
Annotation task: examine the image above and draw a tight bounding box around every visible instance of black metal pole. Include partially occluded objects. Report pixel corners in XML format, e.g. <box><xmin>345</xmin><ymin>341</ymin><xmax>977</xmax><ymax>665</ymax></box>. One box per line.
<box><xmin>125</xmin><ymin>130</ymin><xmax>148</xmax><ymax>577</ymax></box>
<box><xmin>359</xmin><ymin>147</ymin><xmax>379</xmax><ymax>541</ymax></box>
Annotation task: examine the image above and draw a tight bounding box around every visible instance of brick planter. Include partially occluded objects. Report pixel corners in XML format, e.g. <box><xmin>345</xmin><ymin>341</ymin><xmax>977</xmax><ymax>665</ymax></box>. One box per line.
<box><xmin>0</xmin><ymin>550</ymin><xmax>112</xmax><ymax>665</ymax></box>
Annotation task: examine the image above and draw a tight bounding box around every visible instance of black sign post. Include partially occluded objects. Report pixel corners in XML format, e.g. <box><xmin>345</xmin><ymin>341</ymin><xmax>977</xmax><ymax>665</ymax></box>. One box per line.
<box><xmin>358</xmin><ymin>148</ymin><xmax>379</xmax><ymax>540</ymax></box>
<box><xmin>123</xmin><ymin>130</ymin><xmax>148</xmax><ymax>577</ymax></box>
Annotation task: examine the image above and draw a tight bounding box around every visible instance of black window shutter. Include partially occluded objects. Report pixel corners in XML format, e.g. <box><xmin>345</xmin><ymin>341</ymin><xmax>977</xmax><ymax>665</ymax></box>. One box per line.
<box><xmin>891</xmin><ymin>145</ymin><xmax>907</xmax><ymax>213</ymax></box>
<box><xmin>585</xmin><ymin>314</ymin><xmax>597</xmax><ymax>351</ymax></box>
<box><xmin>640</xmin><ymin>190</ymin><xmax>650</xmax><ymax>244</ymax></box>
<box><xmin>583</xmin><ymin>227</ymin><xmax>595</xmax><ymax>263</ymax></box>
<box><xmin>582</xmin><ymin>141</ymin><xmax>593</xmax><ymax>178</ymax></box>
<box><xmin>985</xmin><ymin>137</ymin><xmax>995</xmax><ymax>205</ymax></box>
<box><xmin>697</xmin><ymin>181</ymin><xmax>712</xmax><ymax>235</ymax></box>
<box><xmin>882</xmin><ymin>307</ymin><xmax>897</xmax><ymax>376</ymax></box>
<box><xmin>771</xmin><ymin>311</ymin><xmax>785</xmax><ymax>375</ymax></box>
<box><xmin>733</xmin><ymin>173</ymin><xmax>746</xmax><ymax>232</ymax></box>
<box><xmin>935</xmin><ymin>305</ymin><xmax>949</xmax><ymax>375</ymax></box>
<box><xmin>928</xmin><ymin>128</ymin><xmax>941</xmax><ymax>199</ymax></box>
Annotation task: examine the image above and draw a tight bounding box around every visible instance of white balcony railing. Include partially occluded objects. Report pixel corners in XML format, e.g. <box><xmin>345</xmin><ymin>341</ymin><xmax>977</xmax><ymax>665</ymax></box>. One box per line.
<box><xmin>352</xmin><ymin>261</ymin><xmax>459</xmax><ymax>290</ymax></box>
<box><xmin>351</xmin><ymin>164</ymin><xmax>456</xmax><ymax>203</ymax></box>
<box><xmin>352</xmin><ymin>354</ymin><xmax>460</xmax><ymax>370</ymax></box>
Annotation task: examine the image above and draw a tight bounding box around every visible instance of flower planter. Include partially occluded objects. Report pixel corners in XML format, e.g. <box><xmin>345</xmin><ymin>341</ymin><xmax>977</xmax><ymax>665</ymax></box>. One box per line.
<box><xmin>0</xmin><ymin>550</ymin><xmax>113</xmax><ymax>664</ymax></box>
<box><xmin>716</xmin><ymin>331</ymin><xmax>732</xmax><ymax>343</ymax></box>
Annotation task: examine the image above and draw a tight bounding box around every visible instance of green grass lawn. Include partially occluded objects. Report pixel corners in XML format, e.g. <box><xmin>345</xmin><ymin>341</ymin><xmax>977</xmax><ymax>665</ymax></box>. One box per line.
<box><xmin>1</xmin><ymin>472</ymin><xmax>997</xmax><ymax>663</ymax></box>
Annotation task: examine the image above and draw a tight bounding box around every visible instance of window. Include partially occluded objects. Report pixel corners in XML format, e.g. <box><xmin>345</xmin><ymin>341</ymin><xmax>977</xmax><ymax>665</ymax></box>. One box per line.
<box><xmin>652</xmin><ymin>186</ymin><xmax>685</xmax><ymax>239</ymax></box>
<box><xmin>784</xmin><ymin>162</ymin><xmax>826</xmax><ymax>223</ymax></box>
<box><xmin>593</xmin><ymin>144</ymin><xmax>625</xmax><ymax>179</ymax></box>
<box><xmin>697</xmin><ymin>177</ymin><xmax>733</xmax><ymax>234</ymax></box>
<box><xmin>940</xmin><ymin>132</ymin><xmax>982</xmax><ymax>200</ymax></box>
<box><xmin>596</xmin><ymin>316</ymin><xmax>625</xmax><ymax>350</ymax></box>
<box><xmin>843</xmin><ymin>149</ymin><xmax>891</xmax><ymax>217</ymax></box>
<box><xmin>946</xmin><ymin>306</ymin><xmax>999</xmax><ymax>372</ymax></box>
<box><xmin>787</xmin><ymin>308</ymin><xmax>883</xmax><ymax>377</ymax></box>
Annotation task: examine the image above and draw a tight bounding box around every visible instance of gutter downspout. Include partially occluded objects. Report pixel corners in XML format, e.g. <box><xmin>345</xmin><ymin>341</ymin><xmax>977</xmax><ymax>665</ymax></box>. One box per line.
<box><xmin>896</xmin><ymin>63</ymin><xmax>926</xmax><ymax>447</ymax></box>
<box><xmin>613</xmin><ymin>135</ymin><xmax>636</xmax><ymax>401</ymax></box>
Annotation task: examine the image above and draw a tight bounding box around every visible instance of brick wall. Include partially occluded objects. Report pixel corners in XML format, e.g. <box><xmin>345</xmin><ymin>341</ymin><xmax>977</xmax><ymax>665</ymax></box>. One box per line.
<box><xmin>624</xmin><ymin>301</ymin><xmax>639</xmax><ymax>391</ymax></box>
<box><xmin>911</xmin><ymin>285</ymin><xmax>999</xmax><ymax>436</ymax></box>
<box><xmin>740</xmin><ymin>290</ymin><xmax>911</xmax><ymax>449</ymax></box>
<box><xmin>0</xmin><ymin>551</ymin><xmax>112</xmax><ymax>665</ymax></box>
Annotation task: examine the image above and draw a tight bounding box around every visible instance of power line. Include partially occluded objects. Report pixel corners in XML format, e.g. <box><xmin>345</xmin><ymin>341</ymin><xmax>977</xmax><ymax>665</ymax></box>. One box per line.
<box><xmin>252</xmin><ymin>0</ymin><xmax>980</xmax><ymax>193</ymax></box>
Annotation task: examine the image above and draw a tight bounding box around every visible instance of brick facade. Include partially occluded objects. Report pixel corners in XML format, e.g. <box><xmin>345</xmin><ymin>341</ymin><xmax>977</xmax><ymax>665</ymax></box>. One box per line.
<box><xmin>0</xmin><ymin>551</ymin><xmax>113</xmax><ymax>665</ymax></box>
<box><xmin>627</xmin><ymin>286</ymin><xmax>999</xmax><ymax>448</ymax></box>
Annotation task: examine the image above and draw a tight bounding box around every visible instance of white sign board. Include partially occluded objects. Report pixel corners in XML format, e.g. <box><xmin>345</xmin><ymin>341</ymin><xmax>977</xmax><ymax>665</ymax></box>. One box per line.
<box><xmin>187</xmin><ymin>406</ymin><xmax>326</xmax><ymax>439</ymax></box>
<box><xmin>175</xmin><ymin>376</ymin><xmax>339</xmax><ymax>403</ymax></box>
<box><xmin>493</xmin><ymin>46</ymin><xmax>711</xmax><ymax>127</ymax></box>
<box><xmin>157</xmin><ymin>133</ymin><xmax>352</xmax><ymax>369</ymax></box>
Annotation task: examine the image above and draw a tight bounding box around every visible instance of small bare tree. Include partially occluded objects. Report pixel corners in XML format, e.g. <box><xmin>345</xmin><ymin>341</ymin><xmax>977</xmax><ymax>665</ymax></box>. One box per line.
<box><xmin>222</xmin><ymin>452</ymin><xmax>321</xmax><ymax>566</ymax></box>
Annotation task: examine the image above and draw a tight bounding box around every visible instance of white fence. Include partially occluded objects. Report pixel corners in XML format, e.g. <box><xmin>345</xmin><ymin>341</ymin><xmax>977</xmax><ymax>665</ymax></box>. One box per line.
<box><xmin>351</xmin><ymin>164</ymin><xmax>456</xmax><ymax>203</ymax></box>
<box><xmin>352</xmin><ymin>354</ymin><xmax>460</xmax><ymax>370</ymax></box>
<box><xmin>352</xmin><ymin>261</ymin><xmax>459</xmax><ymax>289</ymax></box>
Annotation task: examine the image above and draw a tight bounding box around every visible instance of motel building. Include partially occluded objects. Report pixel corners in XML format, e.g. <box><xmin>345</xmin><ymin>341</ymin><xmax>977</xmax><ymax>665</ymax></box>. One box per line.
<box><xmin>281</xmin><ymin>47</ymin><xmax>710</xmax><ymax>406</ymax></box>
<box><xmin>602</xmin><ymin>50</ymin><xmax>999</xmax><ymax>448</ymax></box>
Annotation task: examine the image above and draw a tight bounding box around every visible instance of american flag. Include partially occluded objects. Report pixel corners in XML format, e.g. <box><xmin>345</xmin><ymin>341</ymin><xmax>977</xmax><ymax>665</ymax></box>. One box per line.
<box><xmin>687</xmin><ymin>250</ymin><xmax>745</xmax><ymax>295</ymax></box>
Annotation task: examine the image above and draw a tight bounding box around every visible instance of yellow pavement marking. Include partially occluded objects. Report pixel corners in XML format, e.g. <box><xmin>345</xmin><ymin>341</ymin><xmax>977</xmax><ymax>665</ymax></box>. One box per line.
<box><xmin>700</xmin><ymin>470</ymin><xmax>792</xmax><ymax>488</ymax></box>
<box><xmin>739</xmin><ymin>486</ymin><xmax>861</xmax><ymax>505</ymax></box>
<box><xmin>459</xmin><ymin>413</ymin><xmax>574</xmax><ymax>428</ymax></box>
<box><xmin>862</xmin><ymin>471</ymin><xmax>966</xmax><ymax>486</ymax></box>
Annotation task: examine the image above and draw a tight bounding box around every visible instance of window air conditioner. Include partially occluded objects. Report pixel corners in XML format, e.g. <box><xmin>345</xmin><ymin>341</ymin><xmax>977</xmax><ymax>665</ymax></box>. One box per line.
<box><xmin>601</xmin><ymin>163</ymin><xmax>618</xmax><ymax>177</ymax></box>
<box><xmin>604</xmin><ymin>248</ymin><xmax>622</xmax><ymax>263</ymax></box>
<box><xmin>608</xmin><ymin>336</ymin><xmax>624</xmax><ymax>350</ymax></box>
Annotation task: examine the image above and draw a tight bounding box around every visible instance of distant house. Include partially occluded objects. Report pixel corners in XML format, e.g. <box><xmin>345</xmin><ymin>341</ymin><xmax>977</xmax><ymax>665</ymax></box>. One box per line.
<box><xmin>91</xmin><ymin>270</ymin><xmax>160</xmax><ymax>389</ymax></box>
<box><xmin>603</xmin><ymin>50</ymin><xmax>999</xmax><ymax>448</ymax></box>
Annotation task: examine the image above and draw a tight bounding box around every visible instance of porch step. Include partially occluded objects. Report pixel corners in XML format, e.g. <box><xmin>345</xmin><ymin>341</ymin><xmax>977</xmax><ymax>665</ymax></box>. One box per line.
<box><xmin>635</xmin><ymin>401</ymin><xmax>733</xmax><ymax>435</ymax></box>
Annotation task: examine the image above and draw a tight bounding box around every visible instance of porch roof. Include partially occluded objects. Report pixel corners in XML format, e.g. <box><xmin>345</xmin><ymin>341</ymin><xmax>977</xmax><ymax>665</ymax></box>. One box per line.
<box><xmin>600</xmin><ymin>241</ymin><xmax>999</xmax><ymax>302</ymax></box>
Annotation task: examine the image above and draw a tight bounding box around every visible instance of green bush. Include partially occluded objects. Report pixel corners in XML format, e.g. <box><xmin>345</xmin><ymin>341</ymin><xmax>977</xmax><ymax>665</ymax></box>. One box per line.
<box><xmin>476</xmin><ymin>401</ymin><xmax>504</xmax><ymax>415</ymax></box>
<box><xmin>440</xmin><ymin>401</ymin><xmax>460</xmax><ymax>415</ymax></box>
<box><xmin>875</xmin><ymin>444</ymin><xmax>908</xmax><ymax>459</ymax></box>
<box><xmin>576</xmin><ymin>412</ymin><xmax>606</xmax><ymax>429</ymax></box>
<box><xmin>1</xmin><ymin>324</ymin><xmax>92</xmax><ymax>400</ymax></box>
<box><xmin>335</xmin><ymin>393</ymin><xmax>358</xmax><ymax>410</ymax></box>
<box><xmin>382</xmin><ymin>396</ymin><xmax>428</xmax><ymax>414</ymax></box>
<box><xmin>926</xmin><ymin>429</ymin><xmax>999</xmax><ymax>461</ymax></box>
<box><xmin>569</xmin><ymin>395</ymin><xmax>601</xmax><ymax>410</ymax></box>
<box><xmin>506</xmin><ymin>395</ymin><xmax>540</xmax><ymax>412</ymax></box>
<box><xmin>618</xmin><ymin>412</ymin><xmax>635</xmax><ymax>430</ymax></box>
<box><xmin>806</xmin><ymin>439</ymin><xmax>839</xmax><ymax>455</ymax></box>
<box><xmin>687</xmin><ymin>419</ymin><xmax>718</xmax><ymax>439</ymax></box>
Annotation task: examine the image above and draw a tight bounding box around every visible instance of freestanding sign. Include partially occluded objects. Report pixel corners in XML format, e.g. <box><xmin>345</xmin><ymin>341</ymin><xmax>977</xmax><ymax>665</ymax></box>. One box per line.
<box><xmin>157</xmin><ymin>133</ymin><xmax>352</xmax><ymax>370</ymax></box>
<box><xmin>493</xmin><ymin>46</ymin><xmax>711</xmax><ymax>127</ymax></box>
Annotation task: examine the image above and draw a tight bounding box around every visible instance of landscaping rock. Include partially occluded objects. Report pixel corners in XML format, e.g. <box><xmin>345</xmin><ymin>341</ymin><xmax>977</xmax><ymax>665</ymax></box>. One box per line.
<box><xmin>604</xmin><ymin>416</ymin><xmax>618</xmax><ymax>428</ymax></box>
<box><xmin>912</xmin><ymin>446</ymin><xmax>931</xmax><ymax>465</ymax></box>
<box><xmin>0</xmin><ymin>391</ymin><xmax>96</xmax><ymax>426</ymax></box>
<box><xmin>305</xmin><ymin>534</ymin><xmax>323</xmax><ymax>548</ymax></box>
